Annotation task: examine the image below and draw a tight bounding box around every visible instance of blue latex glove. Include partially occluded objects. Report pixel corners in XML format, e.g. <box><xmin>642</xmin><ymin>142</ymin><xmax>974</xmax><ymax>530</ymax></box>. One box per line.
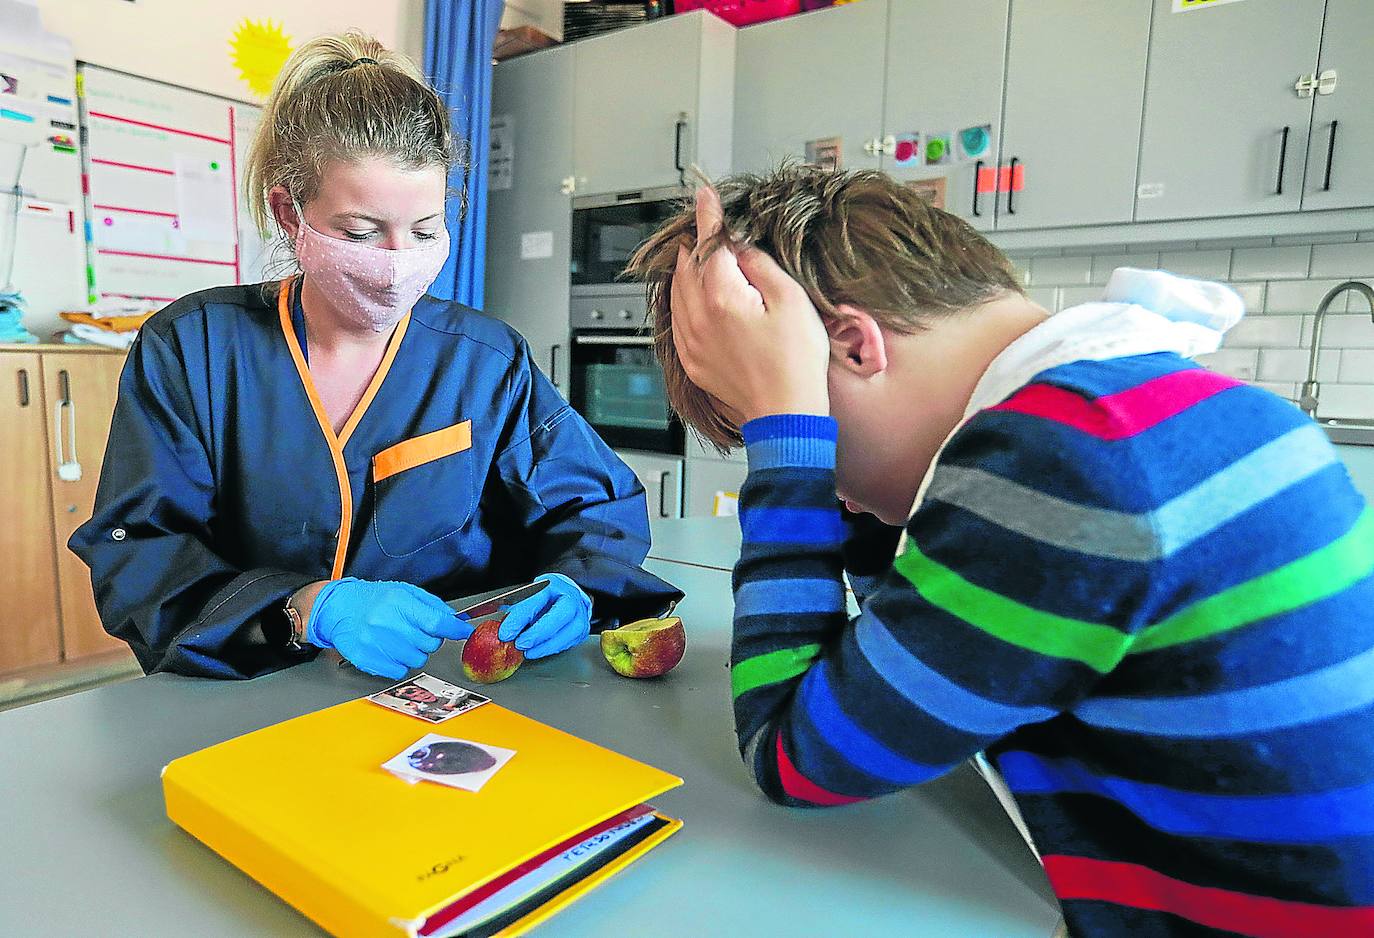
<box><xmin>496</xmin><ymin>573</ymin><xmax>592</xmax><ymax>660</ymax></box>
<box><xmin>306</xmin><ymin>578</ymin><xmax>473</xmax><ymax>679</ymax></box>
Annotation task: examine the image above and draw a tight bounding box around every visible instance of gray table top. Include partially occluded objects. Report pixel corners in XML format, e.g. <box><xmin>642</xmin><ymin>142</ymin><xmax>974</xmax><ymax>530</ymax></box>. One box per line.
<box><xmin>0</xmin><ymin>549</ymin><xmax>1059</xmax><ymax>937</ymax></box>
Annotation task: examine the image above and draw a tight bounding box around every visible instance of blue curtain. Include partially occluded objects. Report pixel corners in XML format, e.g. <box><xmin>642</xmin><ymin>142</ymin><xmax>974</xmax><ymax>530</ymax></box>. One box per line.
<box><xmin>424</xmin><ymin>0</ymin><xmax>506</xmax><ymax>308</ymax></box>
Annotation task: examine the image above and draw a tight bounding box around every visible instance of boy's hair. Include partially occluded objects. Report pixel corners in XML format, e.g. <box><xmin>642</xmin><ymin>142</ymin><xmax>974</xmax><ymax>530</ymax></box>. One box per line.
<box><xmin>625</xmin><ymin>164</ymin><xmax>1024</xmax><ymax>450</ymax></box>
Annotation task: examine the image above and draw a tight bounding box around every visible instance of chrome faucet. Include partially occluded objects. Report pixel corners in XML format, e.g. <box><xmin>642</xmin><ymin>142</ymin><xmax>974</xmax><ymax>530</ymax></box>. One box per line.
<box><xmin>1299</xmin><ymin>279</ymin><xmax>1374</xmax><ymax>417</ymax></box>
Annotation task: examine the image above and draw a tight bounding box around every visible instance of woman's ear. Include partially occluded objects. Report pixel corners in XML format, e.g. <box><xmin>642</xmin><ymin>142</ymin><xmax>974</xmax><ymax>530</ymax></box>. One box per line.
<box><xmin>827</xmin><ymin>304</ymin><xmax>888</xmax><ymax>377</ymax></box>
<box><xmin>268</xmin><ymin>185</ymin><xmax>301</xmax><ymax>240</ymax></box>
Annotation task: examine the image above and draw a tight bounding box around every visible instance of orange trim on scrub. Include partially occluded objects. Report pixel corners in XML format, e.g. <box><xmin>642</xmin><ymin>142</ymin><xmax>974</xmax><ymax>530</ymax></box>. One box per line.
<box><xmin>373</xmin><ymin>420</ymin><xmax>472</xmax><ymax>482</ymax></box>
<box><xmin>276</xmin><ymin>277</ymin><xmax>412</xmax><ymax>579</ymax></box>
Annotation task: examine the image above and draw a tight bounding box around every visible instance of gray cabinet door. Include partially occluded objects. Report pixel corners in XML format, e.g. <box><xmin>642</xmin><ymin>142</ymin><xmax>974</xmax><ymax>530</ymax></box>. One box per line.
<box><xmin>684</xmin><ymin>457</ymin><xmax>749</xmax><ymax>517</ymax></box>
<box><xmin>881</xmin><ymin>0</ymin><xmax>1008</xmax><ymax>232</ymax></box>
<box><xmin>1302</xmin><ymin>0</ymin><xmax>1374</xmax><ymax>211</ymax></box>
<box><xmin>1135</xmin><ymin>0</ymin><xmax>1325</xmax><ymax>222</ymax></box>
<box><xmin>617</xmin><ymin>450</ymin><xmax>684</xmax><ymax>519</ymax></box>
<box><xmin>733</xmin><ymin>1</ymin><xmax>889</xmax><ymax>177</ymax></box>
<box><xmin>996</xmin><ymin>0</ymin><xmax>1153</xmax><ymax>230</ymax></box>
<box><xmin>573</xmin><ymin>14</ymin><xmax>705</xmax><ymax>196</ymax></box>
<box><xmin>485</xmin><ymin>49</ymin><xmax>574</xmax><ymax>390</ymax></box>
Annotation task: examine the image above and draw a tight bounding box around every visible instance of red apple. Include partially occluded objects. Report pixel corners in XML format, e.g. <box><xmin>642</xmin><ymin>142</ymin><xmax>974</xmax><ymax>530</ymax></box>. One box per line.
<box><xmin>461</xmin><ymin>618</ymin><xmax>524</xmax><ymax>684</ymax></box>
<box><xmin>600</xmin><ymin>616</ymin><xmax>685</xmax><ymax>678</ymax></box>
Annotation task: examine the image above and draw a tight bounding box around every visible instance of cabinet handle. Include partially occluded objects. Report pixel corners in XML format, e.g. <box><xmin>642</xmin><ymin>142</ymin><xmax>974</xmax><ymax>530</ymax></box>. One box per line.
<box><xmin>658</xmin><ymin>471</ymin><xmax>671</xmax><ymax>518</ymax></box>
<box><xmin>16</xmin><ymin>368</ymin><xmax>29</xmax><ymax>407</ymax></box>
<box><xmin>1275</xmin><ymin>126</ymin><xmax>1290</xmax><ymax>196</ymax></box>
<box><xmin>1006</xmin><ymin>157</ymin><xmax>1020</xmax><ymax>215</ymax></box>
<box><xmin>972</xmin><ymin>160</ymin><xmax>983</xmax><ymax>218</ymax></box>
<box><xmin>1322</xmin><ymin>120</ymin><xmax>1338</xmax><ymax>192</ymax></box>
<box><xmin>674</xmin><ymin>112</ymin><xmax>688</xmax><ymax>181</ymax></box>
<box><xmin>549</xmin><ymin>344</ymin><xmax>561</xmax><ymax>387</ymax></box>
<box><xmin>53</xmin><ymin>369</ymin><xmax>82</xmax><ymax>483</ymax></box>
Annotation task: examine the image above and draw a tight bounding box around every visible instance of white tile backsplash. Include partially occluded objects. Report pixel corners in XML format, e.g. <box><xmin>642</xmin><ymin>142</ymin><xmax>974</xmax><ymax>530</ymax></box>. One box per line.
<box><xmin>1309</xmin><ymin>243</ymin><xmax>1374</xmax><ymax>278</ymax></box>
<box><xmin>1225</xmin><ymin>316</ymin><xmax>1304</xmax><ymax>349</ymax></box>
<box><xmin>1230</xmin><ymin>245</ymin><xmax>1312</xmax><ymax>281</ymax></box>
<box><xmin>1317</xmin><ymin>314</ymin><xmax>1374</xmax><ymax>349</ymax></box>
<box><xmin>1158</xmin><ymin>250</ymin><xmax>1231</xmax><ymax>280</ymax></box>
<box><xmin>1265</xmin><ymin>279</ymin><xmax>1353</xmax><ymax>314</ymax></box>
<box><xmin>1339</xmin><ymin>350</ymin><xmax>1374</xmax><ymax>383</ymax></box>
<box><xmin>1257</xmin><ymin>348</ymin><xmax>1337</xmax><ymax>383</ymax></box>
<box><xmin>1314</xmin><ymin>384</ymin><xmax>1374</xmax><ymax>419</ymax></box>
<box><xmin>998</xmin><ymin>232</ymin><xmax>1374</xmax><ymax>420</ymax></box>
<box><xmin>1056</xmin><ymin>286</ymin><xmax>1104</xmax><ymax>310</ymax></box>
<box><xmin>1029</xmin><ymin>254</ymin><xmax>1092</xmax><ymax>286</ymax></box>
<box><xmin>1197</xmin><ymin>349</ymin><xmax>1258</xmax><ymax>381</ymax></box>
<box><xmin>1090</xmin><ymin>253</ymin><xmax>1161</xmax><ymax>285</ymax></box>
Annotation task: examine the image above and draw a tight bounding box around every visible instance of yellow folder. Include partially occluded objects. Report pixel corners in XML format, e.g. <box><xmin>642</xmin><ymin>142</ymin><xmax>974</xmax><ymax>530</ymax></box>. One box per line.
<box><xmin>162</xmin><ymin>699</ymin><xmax>684</xmax><ymax>937</ymax></box>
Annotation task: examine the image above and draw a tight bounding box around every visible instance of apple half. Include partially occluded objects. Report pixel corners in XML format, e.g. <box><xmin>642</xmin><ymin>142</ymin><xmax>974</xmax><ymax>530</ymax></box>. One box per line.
<box><xmin>600</xmin><ymin>616</ymin><xmax>685</xmax><ymax>678</ymax></box>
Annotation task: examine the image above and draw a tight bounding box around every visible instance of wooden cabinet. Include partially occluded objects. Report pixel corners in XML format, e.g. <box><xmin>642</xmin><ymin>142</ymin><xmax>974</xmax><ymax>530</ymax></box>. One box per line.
<box><xmin>0</xmin><ymin>352</ymin><xmax>62</xmax><ymax>672</ymax></box>
<box><xmin>41</xmin><ymin>352</ymin><xmax>127</xmax><ymax>659</ymax></box>
<box><xmin>0</xmin><ymin>345</ymin><xmax>128</xmax><ymax>677</ymax></box>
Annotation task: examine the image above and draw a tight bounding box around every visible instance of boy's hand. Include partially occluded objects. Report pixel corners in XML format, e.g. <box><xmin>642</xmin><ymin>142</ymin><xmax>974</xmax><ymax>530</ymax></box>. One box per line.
<box><xmin>669</xmin><ymin>186</ymin><xmax>831</xmax><ymax>425</ymax></box>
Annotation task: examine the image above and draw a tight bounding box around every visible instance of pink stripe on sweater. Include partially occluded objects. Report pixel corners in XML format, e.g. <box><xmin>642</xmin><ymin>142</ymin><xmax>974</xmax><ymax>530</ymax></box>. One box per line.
<box><xmin>775</xmin><ymin>732</ymin><xmax>866</xmax><ymax>806</ymax></box>
<box><xmin>991</xmin><ymin>368</ymin><xmax>1243</xmax><ymax>440</ymax></box>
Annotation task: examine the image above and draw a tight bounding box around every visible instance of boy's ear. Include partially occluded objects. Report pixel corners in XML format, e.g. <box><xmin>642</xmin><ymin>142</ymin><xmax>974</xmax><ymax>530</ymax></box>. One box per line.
<box><xmin>827</xmin><ymin>304</ymin><xmax>888</xmax><ymax>377</ymax></box>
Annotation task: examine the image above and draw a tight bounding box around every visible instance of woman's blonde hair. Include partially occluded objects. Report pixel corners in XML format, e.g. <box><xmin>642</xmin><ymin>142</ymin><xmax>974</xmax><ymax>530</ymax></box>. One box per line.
<box><xmin>243</xmin><ymin>30</ymin><xmax>455</xmax><ymax>239</ymax></box>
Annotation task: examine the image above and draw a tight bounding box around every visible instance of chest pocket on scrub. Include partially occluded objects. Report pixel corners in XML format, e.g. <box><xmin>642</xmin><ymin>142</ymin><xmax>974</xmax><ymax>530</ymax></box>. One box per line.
<box><xmin>372</xmin><ymin>420</ymin><xmax>476</xmax><ymax>557</ymax></box>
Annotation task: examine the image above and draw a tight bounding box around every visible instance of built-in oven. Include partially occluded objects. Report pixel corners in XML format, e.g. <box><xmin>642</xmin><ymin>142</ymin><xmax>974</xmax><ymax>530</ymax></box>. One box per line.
<box><xmin>570</xmin><ymin>187</ymin><xmax>682</xmax><ymax>287</ymax></box>
<box><xmin>568</xmin><ymin>284</ymin><xmax>684</xmax><ymax>456</ymax></box>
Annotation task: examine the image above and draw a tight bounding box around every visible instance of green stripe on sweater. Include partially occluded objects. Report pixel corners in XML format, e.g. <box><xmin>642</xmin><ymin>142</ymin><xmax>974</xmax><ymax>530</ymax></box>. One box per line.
<box><xmin>1133</xmin><ymin>507</ymin><xmax>1374</xmax><ymax>654</ymax></box>
<box><xmin>892</xmin><ymin>547</ymin><xmax>1133</xmax><ymax>674</ymax></box>
<box><xmin>732</xmin><ymin>644</ymin><xmax>823</xmax><ymax>698</ymax></box>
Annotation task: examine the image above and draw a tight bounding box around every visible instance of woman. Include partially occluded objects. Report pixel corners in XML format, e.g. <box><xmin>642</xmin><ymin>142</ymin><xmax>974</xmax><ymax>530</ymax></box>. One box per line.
<box><xmin>71</xmin><ymin>33</ymin><xmax>679</xmax><ymax>680</ymax></box>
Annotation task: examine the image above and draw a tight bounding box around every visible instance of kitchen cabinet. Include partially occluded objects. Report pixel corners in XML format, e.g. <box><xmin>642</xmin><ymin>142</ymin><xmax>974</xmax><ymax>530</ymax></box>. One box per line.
<box><xmin>616</xmin><ymin>449</ymin><xmax>683</xmax><ymax>520</ymax></box>
<box><xmin>684</xmin><ymin>456</ymin><xmax>748</xmax><ymax>518</ymax></box>
<box><xmin>572</xmin><ymin>10</ymin><xmax>736</xmax><ymax>196</ymax></box>
<box><xmin>0</xmin><ymin>346</ymin><xmax>129</xmax><ymax>677</ymax></box>
<box><xmin>1135</xmin><ymin>0</ymin><xmax>1326</xmax><ymax>222</ymax></box>
<box><xmin>41</xmin><ymin>351</ymin><xmax>126</xmax><ymax>659</ymax></box>
<box><xmin>486</xmin><ymin>46</ymin><xmax>575</xmax><ymax>389</ymax></box>
<box><xmin>880</xmin><ymin>0</ymin><xmax>1008</xmax><ymax>231</ymax></box>
<box><xmin>994</xmin><ymin>0</ymin><xmax>1153</xmax><ymax>230</ymax></box>
<box><xmin>1301</xmin><ymin>0</ymin><xmax>1374</xmax><ymax>212</ymax></box>
<box><xmin>732</xmin><ymin>1</ymin><xmax>888</xmax><ymax>178</ymax></box>
<box><xmin>0</xmin><ymin>351</ymin><xmax>62</xmax><ymax>673</ymax></box>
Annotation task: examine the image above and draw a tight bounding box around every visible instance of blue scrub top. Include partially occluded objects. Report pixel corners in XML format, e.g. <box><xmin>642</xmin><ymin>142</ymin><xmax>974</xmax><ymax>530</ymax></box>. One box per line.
<box><xmin>70</xmin><ymin>279</ymin><xmax>680</xmax><ymax>678</ymax></box>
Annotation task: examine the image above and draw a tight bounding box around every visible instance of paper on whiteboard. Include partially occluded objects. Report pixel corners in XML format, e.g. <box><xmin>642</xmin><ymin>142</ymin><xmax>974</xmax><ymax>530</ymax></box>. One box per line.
<box><xmin>173</xmin><ymin>153</ymin><xmax>235</xmax><ymax>245</ymax></box>
<box><xmin>520</xmin><ymin>231</ymin><xmax>553</xmax><ymax>260</ymax></box>
<box><xmin>95</xmin><ymin>213</ymin><xmax>186</xmax><ymax>255</ymax></box>
<box><xmin>489</xmin><ymin>114</ymin><xmax>514</xmax><ymax>191</ymax></box>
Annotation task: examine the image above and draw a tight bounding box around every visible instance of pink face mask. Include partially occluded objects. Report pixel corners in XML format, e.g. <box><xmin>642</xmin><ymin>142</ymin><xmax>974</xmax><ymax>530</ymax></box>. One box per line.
<box><xmin>293</xmin><ymin>206</ymin><xmax>450</xmax><ymax>333</ymax></box>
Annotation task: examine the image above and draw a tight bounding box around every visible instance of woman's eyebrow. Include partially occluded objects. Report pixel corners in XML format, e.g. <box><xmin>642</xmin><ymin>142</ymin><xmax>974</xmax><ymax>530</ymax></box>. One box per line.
<box><xmin>331</xmin><ymin>211</ymin><xmax>443</xmax><ymax>224</ymax></box>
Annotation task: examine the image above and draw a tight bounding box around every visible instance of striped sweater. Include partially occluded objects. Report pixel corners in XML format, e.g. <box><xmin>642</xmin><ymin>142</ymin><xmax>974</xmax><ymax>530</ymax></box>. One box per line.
<box><xmin>731</xmin><ymin>353</ymin><xmax>1374</xmax><ymax>937</ymax></box>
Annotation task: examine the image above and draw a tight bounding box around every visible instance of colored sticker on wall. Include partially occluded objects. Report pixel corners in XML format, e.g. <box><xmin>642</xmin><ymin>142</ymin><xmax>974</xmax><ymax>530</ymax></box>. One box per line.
<box><xmin>892</xmin><ymin>133</ymin><xmax>919</xmax><ymax>167</ymax></box>
<box><xmin>1173</xmin><ymin>0</ymin><xmax>1246</xmax><ymax>11</ymax></box>
<box><xmin>905</xmin><ymin>177</ymin><xmax>946</xmax><ymax>210</ymax></box>
<box><xmin>958</xmin><ymin>124</ymin><xmax>991</xmax><ymax>161</ymax></box>
<box><xmin>230</xmin><ymin>19</ymin><xmax>293</xmax><ymax>98</ymax></box>
<box><xmin>923</xmin><ymin>132</ymin><xmax>952</xmax><ymax>166</ymax></box>
<box><xmin>805</xmin><ymin>136</ymin><xmax>842</xmax><ymax>172</ymax></box>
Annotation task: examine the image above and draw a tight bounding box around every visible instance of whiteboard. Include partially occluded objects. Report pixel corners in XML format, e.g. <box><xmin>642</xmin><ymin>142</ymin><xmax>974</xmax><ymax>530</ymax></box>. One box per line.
<box><xmin>77</xmin><ymin>65</ymin><xmax>271</xmax><ymax>306</ymax></box>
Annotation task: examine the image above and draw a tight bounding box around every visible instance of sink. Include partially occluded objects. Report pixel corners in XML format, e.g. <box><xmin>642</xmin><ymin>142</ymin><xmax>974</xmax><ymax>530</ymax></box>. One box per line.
<box><xmin>1320</xmin><ymin>417</ymin><xmax>1374</xmax><ymax>447</ymax></box>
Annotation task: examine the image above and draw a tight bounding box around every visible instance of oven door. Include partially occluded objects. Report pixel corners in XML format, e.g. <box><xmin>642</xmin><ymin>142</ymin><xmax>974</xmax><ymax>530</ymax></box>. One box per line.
<box><xmin>569</xmin><ymin>330</ymin><xmax>684</xmax><ymax>455</ymax></box>
<box><xmin>570</xmin><ymin>192</ymin><xmax>681</xmax><ymax>286</ymax></box>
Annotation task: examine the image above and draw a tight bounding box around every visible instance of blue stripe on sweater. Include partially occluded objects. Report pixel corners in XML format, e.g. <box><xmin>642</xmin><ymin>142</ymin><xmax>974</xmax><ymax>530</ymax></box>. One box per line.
<box><xmin>740</xmin><ymin>506</ymin><xmax>845</xmax><ymax>544</ymax></box>
<box><xmin>1073</xmin><ymin>636</ymin><xmax>1374</xmax><ymax>737</ymax></box>
<box><xmin>854</xmin><ymin>610</ymin><xmax>1058</xmax><ymax>735</ymax></box>
<box><xmin>998</xmin><ymin>750</ymin><xmax>1374</xmax><ymax>843</ymax></box>
<box><xmin>799</xmin><ymin>663</ymin><xmax>942</xmax><ymax>785</ymax></box>
<box><xmin>746</xmin><ymin>436</ymin><xmax>837</xmax><ymax>471</ymax></box>
<box><xmin>736</xmin><ymin>577</ymin><xmax>847</xmax><ymax>617</ymax></box>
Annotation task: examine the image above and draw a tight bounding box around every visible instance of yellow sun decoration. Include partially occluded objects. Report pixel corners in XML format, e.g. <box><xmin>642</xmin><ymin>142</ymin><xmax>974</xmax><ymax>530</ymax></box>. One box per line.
<box><xmin>230</xmin><ymin>19</ymin><xmax>293</xmax><ymax>98</ymax></box>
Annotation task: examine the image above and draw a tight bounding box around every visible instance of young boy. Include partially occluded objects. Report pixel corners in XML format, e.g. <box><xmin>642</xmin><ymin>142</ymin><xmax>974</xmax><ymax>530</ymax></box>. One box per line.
<box><xmin>627</xmin><ymin>166</ymin><xmax>1373</xmax><ymax>937</ymax></box>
